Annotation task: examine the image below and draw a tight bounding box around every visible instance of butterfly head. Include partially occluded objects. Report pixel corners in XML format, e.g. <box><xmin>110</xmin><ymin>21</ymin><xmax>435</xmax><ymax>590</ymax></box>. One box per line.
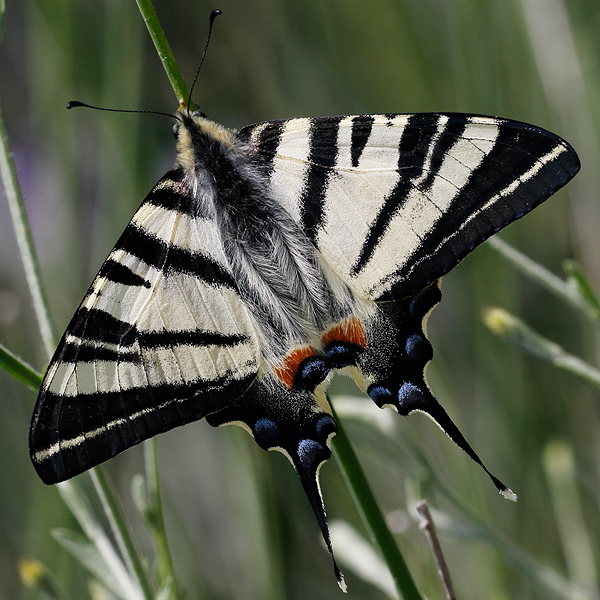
<box><xmin>173</xmin><ymin>110</ymin><xmax>236</xmax><ymax>174</ymax></box>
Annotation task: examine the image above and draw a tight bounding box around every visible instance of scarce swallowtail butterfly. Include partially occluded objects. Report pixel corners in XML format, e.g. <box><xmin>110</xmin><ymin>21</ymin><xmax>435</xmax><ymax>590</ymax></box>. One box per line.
<box><xmin>29</xmin><ymin>21</ymin><xmax>580</xmax><ymax>589</ymax></box>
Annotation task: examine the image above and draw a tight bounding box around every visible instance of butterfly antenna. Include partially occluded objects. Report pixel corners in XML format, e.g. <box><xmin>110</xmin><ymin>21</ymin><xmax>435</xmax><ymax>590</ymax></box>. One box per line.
<box><xmin>186</xmin><ymin>8</ymin><xmax>222</xmax><ymax>111</ymax></box>
<box><xmin>66</xmin><ymin>101</ymin><xmax>176</xmax><ymax>120</ymax></box>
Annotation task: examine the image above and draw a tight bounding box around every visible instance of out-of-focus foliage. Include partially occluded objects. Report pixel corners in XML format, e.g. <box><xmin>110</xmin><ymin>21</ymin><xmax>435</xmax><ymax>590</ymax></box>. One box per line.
<box><xmin>1</xmin><ymin>0</ymin><xmax>599</xmax><ymax>598</ymax></box>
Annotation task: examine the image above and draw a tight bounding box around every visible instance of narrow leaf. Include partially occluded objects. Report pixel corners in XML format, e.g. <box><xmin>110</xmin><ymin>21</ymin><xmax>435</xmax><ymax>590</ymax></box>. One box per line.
<box><xmin>0</xmin><ymin>0</ymin><xmax>6</xmax><ymax>44</ymax></box>
<box><xmin>487</xmin><ymin>238</ymin><xmax>588</xmax><ymax>315</ymax></box>
<box><xmin>563</xmin><ymin>260</ymin><xmax>600</xmax><ymax>320</ymax></box>
<box><xmin>90</xmin><ymin>467</ymin><xmax>156</xmax><ymax>600</ymax></box>
<box><xmin>52</xmin><ymin>528</ymin><xmax>136</xmax><ymax>600</ymax></box>
<box><xmin>484</xmin><ymin>307</ymin><xmax>600</xmax><ymax>390</ymax></box>
<box><xmin>56</xmin><ymin>480</ymin><xmax>145</xmax><ymax>600</ymax></box>
<box><xmin>329</xmin><ymin>520</ymin><xmax>399</xmax><ymax>599</ymax></box>
<box><xmin>0</xmin><ymin>341</ymin><xmax>42</xmax><ymax>390</ymax></box>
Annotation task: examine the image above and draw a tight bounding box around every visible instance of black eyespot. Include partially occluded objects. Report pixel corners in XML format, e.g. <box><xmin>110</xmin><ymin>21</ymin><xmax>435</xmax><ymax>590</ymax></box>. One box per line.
<box><xmin>192</xmin><ymin>109</ymin><xmax>207</xmax><ymax>119</ymax></box>
<box><xmin>172</xmin><ymin>123</ymin><xmax>180</xmax><ymax>138</ymax></box>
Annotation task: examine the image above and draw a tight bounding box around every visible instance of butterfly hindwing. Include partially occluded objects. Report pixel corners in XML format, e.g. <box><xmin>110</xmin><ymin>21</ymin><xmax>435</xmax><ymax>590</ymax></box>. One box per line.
<box><xmin>239</xmin><ymin>113</ymin><xmax>579</xmax><ymax>301</ymax></box>
<box><xmin>30</xmin><ymin>169</ymin><xmax>261</xmax><ymax>484</ymax></box>
<box><xmin>351</xmin><ymin>282</ymin><xmax>515</xmax><ymax>498</ymax></box>
<box><xmin>206</xmin><ymin>378</ymin><xmax>343</xmax><ymax>584</ymax></box>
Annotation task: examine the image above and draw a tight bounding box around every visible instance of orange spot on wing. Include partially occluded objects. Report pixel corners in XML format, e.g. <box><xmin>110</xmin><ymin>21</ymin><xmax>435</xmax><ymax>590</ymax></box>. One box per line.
<box><xmin>322</xmin><ymin>317</ymin><xmax>367</xmax><ymax>349</ymax></box>
<box><xmin>274</xmin><ymin>346</ymin><xmax>319</xmax><ymax>390</ymax></box>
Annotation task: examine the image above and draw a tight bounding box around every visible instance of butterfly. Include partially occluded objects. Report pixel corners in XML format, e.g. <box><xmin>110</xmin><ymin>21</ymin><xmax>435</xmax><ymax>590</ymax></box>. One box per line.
<box><xmin>29</xmin><ymin>108</ymin><xmax>579</xmax><ymax>589</ymax></box>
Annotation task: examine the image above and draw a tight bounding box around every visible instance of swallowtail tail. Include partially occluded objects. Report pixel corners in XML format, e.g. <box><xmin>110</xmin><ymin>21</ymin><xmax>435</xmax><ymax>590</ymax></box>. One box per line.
<box><xmin>30</xmin><ymin>108</ymin><xmax>579</xmax><ymax>589</ymax></box>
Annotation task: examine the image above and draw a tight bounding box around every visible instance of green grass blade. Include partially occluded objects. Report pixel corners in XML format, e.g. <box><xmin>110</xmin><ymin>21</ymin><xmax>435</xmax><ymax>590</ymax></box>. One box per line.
<box><xmin>0</xmin><ymin>105</ymin><xmax>57</xmax><ymax>359</ymax></box>
<box><xmin>0</xmin><ymin>341</ymin><xmax>43</xmax><ymax>390</ymax></box>
<box><xmin>543</xmin><ymin>441</ymin><xmax>598</xmax><ymax>590</ymax></box>
<box><xmin>129</xmin><ymin>439</ymin><xmax>182</xmax><ymax>600</ymax></box>
<box><xmin>0</xmin><ymin>0</ymin><xmax>5</xmax><ymax>43</ymax></box>
<box><xmin>90</xmin><ymin>467</ymin><xmax>156</xmax><ymax>600</ymax></box>
<box><xmin>562</xmin><ymin>260</ymin><xmax>600</xmax><ymax>321</ymax></box>
<box><xmin>57</xmin><ymin>479</ymin><xmax>145</xmax><ymax>600</ymax></box>
<box><xmin>329</xmin><ymin>399</ymin><xmax>423</xmax><ymax>600</ymax></box>
<box><xmin>52</xmin><ymin>528</ymin><xmax>138</xmax><ymax>600</ymax></box>
<box><xmin>487</xmin><ymin>238</ymin><xmax>587</xmax><ymax>314</ymax></box>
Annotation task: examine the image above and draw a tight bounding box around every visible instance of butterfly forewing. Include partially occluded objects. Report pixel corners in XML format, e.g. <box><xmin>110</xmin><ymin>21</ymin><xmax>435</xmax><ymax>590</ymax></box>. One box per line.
<box><xmin>30</xmin><ymin>170</ymin><xmax>260</xmax><ymax>484</ymax></box>
<box><xmin>240</xmin><ymin>113</ymin><xmax>579</xmax><ymax>301</ymax></box>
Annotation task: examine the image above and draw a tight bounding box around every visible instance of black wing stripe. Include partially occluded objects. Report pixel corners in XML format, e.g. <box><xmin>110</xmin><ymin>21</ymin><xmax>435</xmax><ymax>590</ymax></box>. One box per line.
<box><xmin>138</xmin><ymin>329</ymin><xmax>248</xmax><ymax>348</ymax></box>
<box><xmin>114</xmin><ymin>221</ymin><xmax>236</xmax><ymax>287</ymax></box>
<box><xmin>299</xmin><ymin>116</ymin><xmax>343</xmax><ymax>243</ymax></box>
<box><xmin>144</xmin><ymin>169</ymin><xmax>204</xmax><ymax>218</ymax></box>
<box><xmin>57</xmin><ymin>329</ymin><xmax>248</xmax><ymax>364</ymax></box>
<box><xmin>98</xmin><ymin>259</ymin><xmax>151</xmax><ymax>288</ymax></box>
<box><xmin>255</xmin><ymin>121</ymin><xmax>285</xmax><ymax>175</ymax></box>
<box><xmin>350</xmin><ymin>115</ymin><xmax>374</xmax><ymax>168</ymax></box>
<box><xmin>351</xmin><ymin>114</ymin><xmax>455</xmax><ymax>277</ymax></box>
<box><xmin>68</xmin><ymin>307</ymin><xmax>133</xmax><ymax>345</ymax></box>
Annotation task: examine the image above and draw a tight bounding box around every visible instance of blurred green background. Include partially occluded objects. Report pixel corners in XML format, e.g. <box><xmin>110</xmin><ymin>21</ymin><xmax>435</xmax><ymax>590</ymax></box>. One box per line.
<box><xmin>1</xmin><ymin>0</ymin><xmax>600</xmax><ymax>598</ymax></box>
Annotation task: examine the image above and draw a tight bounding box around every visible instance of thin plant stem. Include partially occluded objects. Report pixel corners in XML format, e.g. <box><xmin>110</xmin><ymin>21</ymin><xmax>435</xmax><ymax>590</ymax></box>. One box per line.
<box><xmin>144</xmin><ymin>438</ymin><xmax>182</xmax><ymax>599</ymax></box>
<box><xmin>487</xmin><ymin>237</ymin><xmax>587</xmax><ymax>314</ymax></box>
<box><xmin>134</xmin><ymin>0</ymin><xmax>192</xmax><ymax>108</ymax></box>
<box><xmin>0</xmin><ymin>106</ymin><xmax>57</xmax><ymax>359</ymax></box>
<box><xmin>415</xmin><ymin>500</ymin><xmax>456</xmax><ymax>600</ymax></box>
<box><xmin>329</xmin><ymin>398</ymin><xmax>423</xmax><ymax>600</ymax></box>
<box><xmin>90</xmin><ymin>467</ymin><xmax>156</xmax><ymax>600</ymax></box>
<box><xmin>484</xmin><ymin>307</ymin><xmax>600</xmax><ymax>390</ymax></box>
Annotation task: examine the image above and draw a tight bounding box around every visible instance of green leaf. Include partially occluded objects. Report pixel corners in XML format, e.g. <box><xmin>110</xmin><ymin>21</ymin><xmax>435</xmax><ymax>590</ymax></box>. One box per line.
<box><xmin>543</xmin><ymin>441</ymin><xmax>598</xmax><ymax>589</ymax></box>
<box><xmin>89</xmin><ymin>468</ymin><xmax>156</xmax><ymax>600</ymax></box>
<box><xmin>0</xmin><ymin>105</ymin><xmax>56</xmax><ymax>359</ymax></box>
<box><xmin>329</xmin><ymin>520</ymin><xmax>399</xmax><ymax>599</ymax></box>
<box><xmin>563</xmin><ymin>260</ymin><xmax>600</xmax><ymax>321</ymax></box>
<box><xmin>52</xmin><ymin>528</ymin><xmax>138</xmax><ymax>600</ymax></box>
<box><xmin>56</xmin><ymin>480</ymin><xmax>146</xmax><ymax>600</ymax></box>
<box><xmin>0</xmin><ymin>342</ymin><xmax>42</xmax><ymax>390</ymax></box>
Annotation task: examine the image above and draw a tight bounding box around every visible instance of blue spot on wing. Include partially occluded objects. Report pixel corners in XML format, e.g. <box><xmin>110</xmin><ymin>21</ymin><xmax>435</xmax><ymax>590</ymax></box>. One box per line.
<box><xmin>294</xmin><ymin>357</ymin><xmax>329</xmax><ymax>391</ymax></box>
<box><xmin>398</xmin><ymin>382</ymin><xmax>423</xmax><ymax>406</ymax></box>
<box><xmin>298</xmin><ymin>439</ymin><xmax>324</xmax><ymax>465</ymax></box>
<box><xmin>316</xmin><ymin>415</ymin><xmax>336</xmax><ymax>434</ymax></box>
<box><xmin>253</xmin><ymin>418</ymin><xmax>281</xmax><ymax>447</ymax></box>
<box><xmin>405</xmin><ymin>333</ymin><xmax>422</xmax><ymax>356</ymax></box>
<box><xmin>368</xmin><ymin>386</ymin><xmax>393</xmax><ymax>406</ymax></box>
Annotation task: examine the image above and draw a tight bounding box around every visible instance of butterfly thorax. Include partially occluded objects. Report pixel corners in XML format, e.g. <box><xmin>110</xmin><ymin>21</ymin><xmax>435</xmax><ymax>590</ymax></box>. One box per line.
<box><xmin>175</xmin><ymin>113</ymin><xmax>354</xmax><ymax>365</ymax></box>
